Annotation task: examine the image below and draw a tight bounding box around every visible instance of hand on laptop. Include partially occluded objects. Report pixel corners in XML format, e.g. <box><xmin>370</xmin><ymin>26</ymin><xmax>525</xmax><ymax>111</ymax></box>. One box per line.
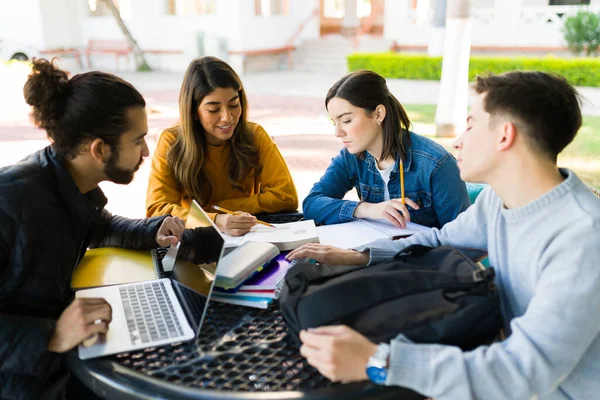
<box><xmin>48</xmin><ymin>298</ymin><xmax>112</xmax><ymax>353</ymax></box>
<box><xmin>215</xmin><ymin>212</ymin><xmax>257</xmax><ymax>237</ymax></box>
<box><xmin>155</xmin><ymin>216</ymin><xmax>185</xmax><ymax>247</ymax></box>
<box><xmin>286</xmin><ymin>243</ymin><xmax>370</xmax><ymax>266</ymax></box>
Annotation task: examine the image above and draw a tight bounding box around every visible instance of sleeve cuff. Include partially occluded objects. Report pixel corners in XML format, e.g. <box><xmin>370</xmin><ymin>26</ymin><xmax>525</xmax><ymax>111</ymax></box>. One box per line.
<box><xmin>353</xmin><ymin>238</ymin><xmax>404</xmax><ymax>265</ymax></box>
<box><xmin>146</xmin><ymin>215</ymin><xmax>169</xmax><ymax>247</ymax></box>
<box><xmin>386</xmin><ymin>339</ymin><xmax>433</xmax><ymax>391</ymax></box>
<box><xmin>339</xmin><ymin>200</ymin><xmax>360</xmax><ymax>222</ymax></box>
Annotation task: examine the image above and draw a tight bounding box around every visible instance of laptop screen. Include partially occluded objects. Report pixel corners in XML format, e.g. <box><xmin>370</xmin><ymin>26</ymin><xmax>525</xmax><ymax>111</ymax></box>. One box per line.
<box><xmin>175</xmin><ymin>200</ymin><xmax>228</xmax><ymax>337</ymax></box>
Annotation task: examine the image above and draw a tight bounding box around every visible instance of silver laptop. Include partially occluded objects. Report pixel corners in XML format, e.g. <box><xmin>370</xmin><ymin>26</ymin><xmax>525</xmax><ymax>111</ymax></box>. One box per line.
<box><xmin>76</xmin><ymin>201</ymin><xmax>226</xmax><ymax>360</ymax></box>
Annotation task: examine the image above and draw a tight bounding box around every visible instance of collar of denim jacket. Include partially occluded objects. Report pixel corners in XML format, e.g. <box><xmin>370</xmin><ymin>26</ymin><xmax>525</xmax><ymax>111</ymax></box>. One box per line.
<box><xmin>364</xmin><ymin>131</ymin><xmax>413</xmax><ymax>174</ymax></box>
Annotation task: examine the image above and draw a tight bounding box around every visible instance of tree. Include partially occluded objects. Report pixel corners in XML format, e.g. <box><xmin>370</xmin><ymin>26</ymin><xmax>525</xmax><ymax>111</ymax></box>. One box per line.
<box><xmin>98</xmin><ymin>0</ymin><xmax>151</xmax><ymax>71</ymax></box>
<box><xmin>563</xmin><ymin>9</ymin><xmax>600</xmax><ymax>56</ymax></box>
<box><xmin>434</xmin><ymin>0</ymin><xmax>471</xmax><ymax>137</ymax></box>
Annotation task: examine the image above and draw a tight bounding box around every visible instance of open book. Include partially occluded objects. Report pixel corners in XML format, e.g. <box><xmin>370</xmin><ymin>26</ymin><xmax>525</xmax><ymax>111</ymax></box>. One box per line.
<box><xmin>223</xmin><ymin>219</ymin><xmax>319</xmax><ymax>251</ymax></box>
<box><xmin>317</xmin><ymin>219</ymin><xmax>431</xmax><ymax>250</ymax></box>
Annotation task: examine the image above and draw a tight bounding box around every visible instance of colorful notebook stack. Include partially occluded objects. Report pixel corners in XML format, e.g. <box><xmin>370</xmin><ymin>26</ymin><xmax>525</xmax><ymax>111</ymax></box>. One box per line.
<box><xmin>212</xmin><ymin>252</ymin><xmax>295</xmax><ymax>309</ymax></box>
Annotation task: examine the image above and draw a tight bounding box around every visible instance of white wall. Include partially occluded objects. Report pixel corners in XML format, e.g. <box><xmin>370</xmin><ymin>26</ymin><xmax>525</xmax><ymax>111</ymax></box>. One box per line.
<box><xmin>0</xmin><ymin>0</ymin><xmax>44</xmax><ymax>59</ymax></box>
<box><xmin>38</xmin><ymin>0</ymin><xmax>83</xmax><ymax>48</ymax></box>
<box><xmin>384</xmin><ymin>0</ymin><xmax>431</xmax><ymax>46</ymax></box>
<box><xmin>293</xmin><ymin>0</ymin><xmax>320</xmax><ymax>43</ymax></box>
<box><xmin>75</xmin><ymin>0</ymin><xmax>320</xmax><ymax>72</ymax></box>
<box><xmin>523</xmin><ymin>0</ymin><xmax>550</xmax><ymax>6</ymax></box>
<box><xmin>384</xmin><ymin>1</ymin><xmax>600</xmax><ymax>48</ymax></box>
<box><xmin>78</xmin><ymin>0</ymin><xmax>242</xmax><ymax>71</ymax></box>
<box><xmin>235</xmin><ymin>0</ymin><xmax>319</xmax><ymax>51</ymax></box>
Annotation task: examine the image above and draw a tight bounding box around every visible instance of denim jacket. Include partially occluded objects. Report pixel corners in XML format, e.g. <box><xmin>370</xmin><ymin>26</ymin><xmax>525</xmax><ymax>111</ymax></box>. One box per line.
<box><xmin>303</xmin><ymin>131</ymin><xmax>470</xmax><ymax>228</ymax></box>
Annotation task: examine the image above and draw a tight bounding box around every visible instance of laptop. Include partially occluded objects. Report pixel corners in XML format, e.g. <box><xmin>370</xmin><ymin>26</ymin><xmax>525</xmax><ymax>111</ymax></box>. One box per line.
<box><xmin>76</xmin><ymin>201</ymin><xmax>226</xmax><ymax>360</ymax></box>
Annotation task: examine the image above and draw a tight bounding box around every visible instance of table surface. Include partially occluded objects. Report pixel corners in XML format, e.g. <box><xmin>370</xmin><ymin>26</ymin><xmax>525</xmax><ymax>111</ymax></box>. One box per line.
<box><xmin>67</xmin><ymin>213</ymin><xmax>429</xmax><ymax>399</ymax></box>
<box><xmin>66</xmin><ymin>297</ymin><xmax>424</xmax><ymax>400</ymax></box>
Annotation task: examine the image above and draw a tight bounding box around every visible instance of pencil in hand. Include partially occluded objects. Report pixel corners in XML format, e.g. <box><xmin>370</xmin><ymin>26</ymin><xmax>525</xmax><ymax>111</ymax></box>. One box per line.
<box><xmin>399</xmin><ymin>159</ymin><xmax>405</xmax><ymax>205</ymax></box>
<box><xmin>211</xmin><ymin>205</ymin><xmax>276</xmax><ymax>228</ymax></box>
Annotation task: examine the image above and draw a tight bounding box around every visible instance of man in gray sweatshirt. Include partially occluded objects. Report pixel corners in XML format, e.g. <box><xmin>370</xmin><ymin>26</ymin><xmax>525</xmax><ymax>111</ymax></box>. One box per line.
<box><xmin>287</xmin><ymin>71</ymin><xmax>600</xmax><ymax>400</ymax></box>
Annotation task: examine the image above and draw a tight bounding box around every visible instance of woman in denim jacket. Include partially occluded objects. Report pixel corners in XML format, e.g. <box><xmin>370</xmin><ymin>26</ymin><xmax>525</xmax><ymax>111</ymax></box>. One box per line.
<box><xmin>303</xmin><ymin>70</ymin><xmax>470</xmax><ymax>228</ymax></box>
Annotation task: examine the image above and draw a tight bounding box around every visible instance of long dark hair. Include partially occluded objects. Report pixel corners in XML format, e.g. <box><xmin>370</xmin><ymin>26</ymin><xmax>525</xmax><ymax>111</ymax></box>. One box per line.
<box><xmin>23</xmin><ymin>58</ymin><xmax>145</xmax><ymax>158</ymax></box>
<box><xmin>325</xmin><ymin>69</ymin><xmax>411</xmax><ymax>162</ymax></box>
<box><xmin>168</xmin><ymin>56</ymin><xmax>260</xmax><ymax>203</ymax></box>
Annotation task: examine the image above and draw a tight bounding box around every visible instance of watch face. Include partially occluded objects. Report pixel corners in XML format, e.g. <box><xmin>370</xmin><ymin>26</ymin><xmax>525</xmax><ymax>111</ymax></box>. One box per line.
<box><xmin>366</xmin><ymin>365</ymin><xmax>387</xmax><ymax>385</ymax></box>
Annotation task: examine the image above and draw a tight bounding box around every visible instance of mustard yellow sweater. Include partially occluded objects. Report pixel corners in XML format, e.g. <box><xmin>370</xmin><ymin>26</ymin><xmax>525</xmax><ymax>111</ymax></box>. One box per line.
<box><xmin>146</xmin><ymin>122</ymin><xmax>298</xmax><ymax>221</ymax></box>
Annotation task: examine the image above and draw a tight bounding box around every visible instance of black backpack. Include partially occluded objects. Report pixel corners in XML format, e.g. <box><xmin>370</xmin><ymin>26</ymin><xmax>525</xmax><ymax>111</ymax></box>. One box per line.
<box><xmin>280</xmin><ymin>245</ymin><xmax>502</xmax><ymax>350</ymax></box>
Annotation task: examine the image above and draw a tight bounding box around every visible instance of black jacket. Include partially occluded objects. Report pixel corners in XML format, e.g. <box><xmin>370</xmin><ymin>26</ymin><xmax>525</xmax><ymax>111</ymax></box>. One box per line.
<box><xmin>0</xmin><ymin>147</ymin><xmax>221</xmax><ymax>399</ymax></box>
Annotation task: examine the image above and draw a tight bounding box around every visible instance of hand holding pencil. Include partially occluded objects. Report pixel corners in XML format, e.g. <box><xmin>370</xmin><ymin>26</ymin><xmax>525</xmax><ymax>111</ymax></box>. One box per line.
<box><xmin>352</xmin><ymin>159</ymin><xmax>418</xmax><ymax>228</ymax></box>
<box><xmin>212</xmin><ymin>205</ymin><xmax>275</xmax><ymax>236</ymax></box>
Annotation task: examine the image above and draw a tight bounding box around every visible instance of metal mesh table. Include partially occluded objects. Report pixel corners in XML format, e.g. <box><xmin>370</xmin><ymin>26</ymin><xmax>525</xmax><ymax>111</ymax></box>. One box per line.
<box><xmin>66</xmin><ymin>299</ymin><xmax>424</xmax><ymax>399</ymax></box>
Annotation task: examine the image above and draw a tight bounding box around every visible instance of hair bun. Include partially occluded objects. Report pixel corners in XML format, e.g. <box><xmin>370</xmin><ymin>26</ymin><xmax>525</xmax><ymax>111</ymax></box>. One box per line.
<box><xmin>23</xmin><ymin>58</ymin><xmax>70</xmax><ymax>131</ymax></box>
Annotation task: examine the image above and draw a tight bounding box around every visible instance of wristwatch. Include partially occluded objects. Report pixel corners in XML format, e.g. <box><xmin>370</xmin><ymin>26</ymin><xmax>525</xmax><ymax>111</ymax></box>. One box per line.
<box><xmin>366</xmin><ymin>343</ymin><xmax>390</xmax><ymax>385</ymax></box>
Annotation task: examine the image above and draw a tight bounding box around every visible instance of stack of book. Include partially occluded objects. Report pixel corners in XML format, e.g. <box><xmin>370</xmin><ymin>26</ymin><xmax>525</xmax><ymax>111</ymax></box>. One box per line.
<box><xmin>212</xmin><ymin>252</ymin><xmax>295</xmax><ymax>309</ymax></box>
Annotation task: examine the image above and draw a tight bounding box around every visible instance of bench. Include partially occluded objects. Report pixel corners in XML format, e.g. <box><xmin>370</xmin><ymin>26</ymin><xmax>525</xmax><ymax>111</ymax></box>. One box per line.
<box><xmin>85</xmin><ymin>39</ymin><xmax>132</xmax><ymax>69</ymax></box>
<box><xmin>38</xmin><ymin>47</ymin><xmax>83</xmax><ymax>68</ymax></box>
<box><xmin>85</xmin><ymin>39</ymin><xmax>184</xmax><ymax>70</ymax></box>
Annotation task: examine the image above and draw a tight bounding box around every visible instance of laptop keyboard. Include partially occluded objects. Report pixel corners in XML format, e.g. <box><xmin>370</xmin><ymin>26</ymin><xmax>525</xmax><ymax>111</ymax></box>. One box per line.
<box><xmin>119</xmin><ymin>281</ymin><xmax>184</xmax><ymax>346</ymax></box>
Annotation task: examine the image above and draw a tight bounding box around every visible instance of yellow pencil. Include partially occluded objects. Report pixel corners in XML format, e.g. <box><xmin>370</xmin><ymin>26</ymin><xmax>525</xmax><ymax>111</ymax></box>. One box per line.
<box><xmin>211</xmin><ymin>205</ymin><xmax>276</xmax><ymax>228</ymax></box>
<box><xmin>399</xmin><ymin>159</ymin><xmax>405</xmax><ymax>205</ymax></box>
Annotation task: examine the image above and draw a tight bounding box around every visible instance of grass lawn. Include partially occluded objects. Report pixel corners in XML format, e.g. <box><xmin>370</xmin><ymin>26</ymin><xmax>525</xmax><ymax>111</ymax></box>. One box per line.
<box><xmin>404</xmin><ymin>104</ymin><xmax>600</xmax><ymax>190</ymax></box>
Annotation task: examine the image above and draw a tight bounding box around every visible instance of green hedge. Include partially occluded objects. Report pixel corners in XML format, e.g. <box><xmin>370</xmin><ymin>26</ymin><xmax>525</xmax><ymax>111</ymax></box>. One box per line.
<box><xmin>347</xmin><ymin>53</ymin><xmax>600</xmax><ymax>87</ymax></box>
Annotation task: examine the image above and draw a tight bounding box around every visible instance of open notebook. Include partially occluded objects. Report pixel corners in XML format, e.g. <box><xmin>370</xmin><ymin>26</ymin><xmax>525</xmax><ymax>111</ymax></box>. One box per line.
<box><xmin>222</xmin><ymin>220</ymin><xmax>319</xmax><ymax>252</ymax></box>
<box><xmin>185</xmin><ymin>204</ymin><xmax>319</xmax><ymax>252</ymax></box>
<box><xmin>317</xmin><ymin>219</ymin><xmax>432</xmax><ymax>250</ymax></box>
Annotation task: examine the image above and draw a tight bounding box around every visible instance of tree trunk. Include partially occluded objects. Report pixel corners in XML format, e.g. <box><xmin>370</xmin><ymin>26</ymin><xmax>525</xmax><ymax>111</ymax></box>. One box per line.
<box><xmin>99</xmin><ymin>0</ymin><xmax>151</xmax><ymax>71</ymax></box>
<box><xmin>428</xmin><ymin>0</ymin><xmax>447</xmax><ymax>57</ymax></box>
<box><xmin>434</xmin><ymin>0</ymin><xmax>471</xmax><ymax>138</ymax></box>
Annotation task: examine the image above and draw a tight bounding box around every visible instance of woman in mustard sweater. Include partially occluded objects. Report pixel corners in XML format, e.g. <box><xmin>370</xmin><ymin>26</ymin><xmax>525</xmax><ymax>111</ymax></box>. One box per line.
<box><xmin>146</xmin><ymin>57</ymin><xmax>298</xmax><ymax>236</ymax></box>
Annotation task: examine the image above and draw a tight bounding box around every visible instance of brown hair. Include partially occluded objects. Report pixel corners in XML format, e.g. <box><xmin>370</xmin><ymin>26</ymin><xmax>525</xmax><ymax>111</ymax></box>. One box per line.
<box><xmin>325</xmin><ymin>69</ymin><xmax>412</xmax><ymax>162</ymax></box>
<box><xmin>23</xmin><ymin>58</ymin><xmax>145</xmax><ymax>158</ymax></box>
<box><xmin>472</xmin><ymin>71</ymin><xmax>582</xmax><ymax>161</ymax></box>
<box><xmin>168</xmin><ymin>57</ymin><xmax>260</xmax><ymax>203</ymax></box>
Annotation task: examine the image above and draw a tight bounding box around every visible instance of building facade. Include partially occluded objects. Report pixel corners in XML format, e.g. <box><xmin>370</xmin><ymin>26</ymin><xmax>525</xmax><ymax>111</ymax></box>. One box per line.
<box><xmin>0</xmin><ymin>0</ymin><xmax>598</xmax><ymax>73</ymax></box>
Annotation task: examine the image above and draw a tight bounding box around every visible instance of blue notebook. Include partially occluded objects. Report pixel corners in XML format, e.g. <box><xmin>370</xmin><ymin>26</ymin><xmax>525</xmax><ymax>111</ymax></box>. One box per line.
<box><xmin>211</xmin><ymin>293</ymin><xmax>273</xmax><ymax>309</ymax></box>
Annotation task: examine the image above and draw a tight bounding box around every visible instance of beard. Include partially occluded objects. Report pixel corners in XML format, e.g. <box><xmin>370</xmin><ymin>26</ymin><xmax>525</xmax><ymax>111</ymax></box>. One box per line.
<box><xmin>104</xmin><ymin>149</ymin><xmax>143</xmax><ymax>185</ymax></box>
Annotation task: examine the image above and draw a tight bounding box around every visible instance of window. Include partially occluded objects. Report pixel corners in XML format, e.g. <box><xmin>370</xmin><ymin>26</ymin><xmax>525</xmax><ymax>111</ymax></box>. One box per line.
<box><xmin>88</xmin><ymin>0</ymin><xmax>131</xmax><ymax>18</ymax></box>
<box><xmin>255</xmin><ymin>0</ymin><xmax>289</xmax><ymax>16</ymax></box>
<box><xmin>165</xmin><ymin>0</ymin><xmax>217</xmax><ymax>16</ymax></box>
<box><xmin>323</xmin><ymin>0</ymin><xmax>345</xmax><ymax>18</ymax></box>
<box><xmin>88</xmin><ymin>0</ymin><xmax>118</xmax><ymax>17</ymax></box>
<box><xmin>549</xmin><ymin>0</ymin><xmax>590</xmax><ymax>4</ymax></box>
<box><xmin>357</xmin><ymin>0</ymin><xmax>372</xmax><ymax>18</ymax></box>
<box><xmin>323</xmin><ymin>0</ymin><xmax>372</xmax><ymax>19</ymax></box>
<box><xmin>166</xmin><ymin>0</ymin><xmax>176</xmax><ymax>14</ymax></box>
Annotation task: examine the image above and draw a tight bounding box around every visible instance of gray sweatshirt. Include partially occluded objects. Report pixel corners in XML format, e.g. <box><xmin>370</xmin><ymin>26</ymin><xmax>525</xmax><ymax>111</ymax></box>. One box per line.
<box><xmin>356</xmin><ymin>169</ymin><xmax>600</xmax><ymax>400</ymax></box>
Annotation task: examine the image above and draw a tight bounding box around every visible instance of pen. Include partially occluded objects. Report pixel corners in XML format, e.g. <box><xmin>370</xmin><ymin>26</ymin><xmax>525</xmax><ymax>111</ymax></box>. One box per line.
<box><xmin>211</xmin><ymin>205</ymin><xmax>276</xmax><ymax>228</ymax></box>
<box><xmin>399</xmin><ymin>159</ymin><xmax>405</xmax><ymax>205</ymax></box>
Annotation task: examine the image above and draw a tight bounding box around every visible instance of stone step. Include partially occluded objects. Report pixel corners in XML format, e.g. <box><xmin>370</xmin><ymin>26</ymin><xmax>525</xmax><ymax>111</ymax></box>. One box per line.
<box><xmin>292</xmin><ymin>37</ymin><xmax>392</xmax><ymax>71</ymax></box>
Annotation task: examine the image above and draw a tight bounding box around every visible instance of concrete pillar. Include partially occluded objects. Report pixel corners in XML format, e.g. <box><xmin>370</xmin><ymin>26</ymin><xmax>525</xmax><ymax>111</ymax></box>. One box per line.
<box><xmin>342</xmin><ymin>0</ymin><xmax>359</xmax><ymax>36</ymax></box>
<box><xmin>428</xmin><ymin>0</ymin><xmax>447</xmax><ymax>56</ymax></box>
<box><xmin>434</xmin><ymin>0</ymin><xmax>471</xmax><ymax>137</ymax></box>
